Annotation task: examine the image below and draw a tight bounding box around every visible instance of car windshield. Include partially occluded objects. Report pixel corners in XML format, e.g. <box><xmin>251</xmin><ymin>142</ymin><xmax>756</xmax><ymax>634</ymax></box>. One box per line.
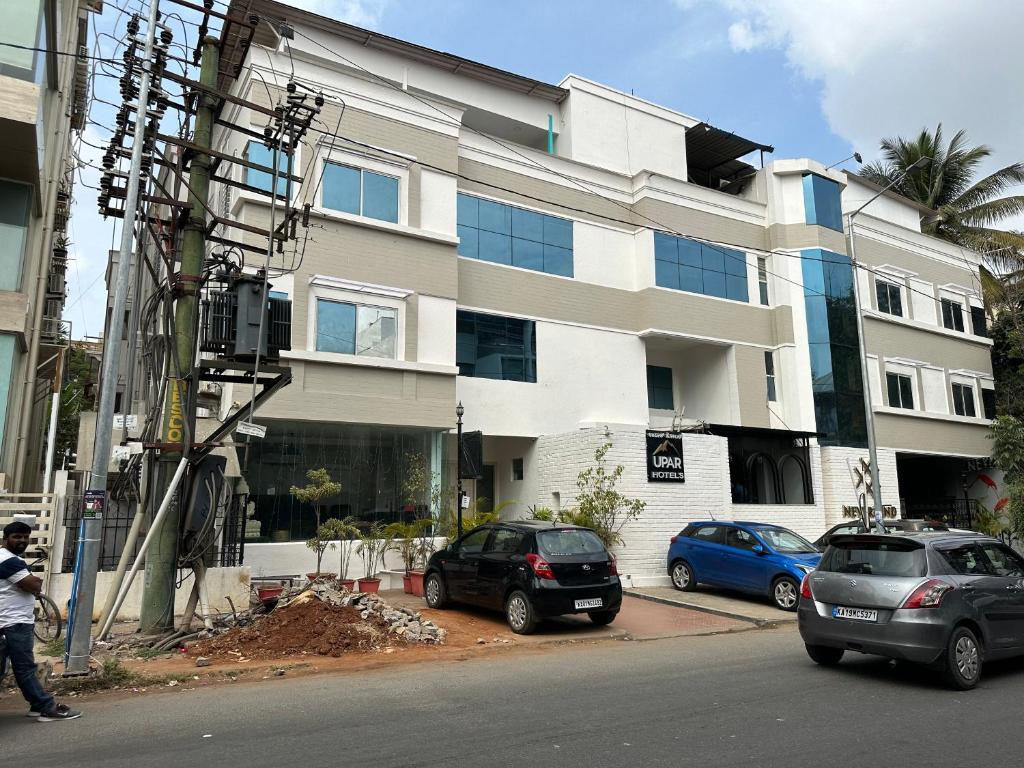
<box><xmin>755</xmin><ymin>528</ymin><xmax>817</xmax><ymax>554</ymax></box>
<box><xmin>537</xmin><ymin>529</ymin><xmax>606</xmax><ymax>557</ymax></box>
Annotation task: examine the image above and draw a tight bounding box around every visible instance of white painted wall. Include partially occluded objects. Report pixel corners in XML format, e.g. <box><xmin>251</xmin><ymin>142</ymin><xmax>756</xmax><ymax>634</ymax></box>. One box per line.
<box><xmin>843</xmin><ymin>179</ymin><xmax>922</xmax><ymax>232</ymax></box>
<box><xmin>559</xmin><ymin>76</ymin><xmax>690</xmax><ymax>180</ymax></box>
<box><xmin>417</xmin><ymin>295</ymin><xmax>456</xmax><ymax>365</ymax></box>
<box><xmin>909</xmin><ymin>278</ymin><xmax>937</xmax><ymax>324</ymax></box>
<box><xmin>921</xmin><ymin>366</ymin><xmax>949</xmax><ymax>414</ymax></box>
<box><xmin>419</xmin><ymin>168</ymin><xmax>457</xmax><ymax>235</ymax></box>
<box><xmin>457</xmin><ymin>322</ymin><xmax>648</xmax><ymax>437</ymax></box>
<box><xmin>766</xmin><ymin>173</ymin><xmax>808</xmax><ymax>226</ymax></box>
<box><xmin>819</xmin><ymin>445</ymin><xmax>901</xmax><ymax>527</ymax></box>
<box><xmin>48</xmin><ymin>567</ymin><xmax>251</xmax><ymax>622</ymax></box>
<box><xmin>484</xmin><ymin>436</ymin><xmax>539</xmax><ymax>518</ymax></box>
<box><xmin>573</xmin><ymin>220</ymin><xmax>638</xmax><ymax>290</ymax></box>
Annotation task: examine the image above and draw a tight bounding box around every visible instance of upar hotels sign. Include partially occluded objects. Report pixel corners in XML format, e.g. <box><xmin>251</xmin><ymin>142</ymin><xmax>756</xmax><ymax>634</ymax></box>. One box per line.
<box><xmin>646</xmin><ymin>431</ymin><xmax>685</xmax><ymax>482</ymax></box>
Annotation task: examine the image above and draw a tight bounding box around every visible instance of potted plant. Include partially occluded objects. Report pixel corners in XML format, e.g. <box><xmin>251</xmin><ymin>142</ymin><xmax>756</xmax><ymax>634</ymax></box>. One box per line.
<box><xmin>385</xmin><ymin>518</ymin><xmax>433</xmax><ymax>594</ymax></box>
<box><xmin>355</xmin><ymin>522</ymin><xmax>392</xmax><ymax>593</ymax></box>
<box><xmin>332</xmin><ymin>515</ymin><xmax>360</xmax><ymax>590</ymax></box>
<box><xmin>290</xmin><ymin>467</ymin><xmax>342</xmax><ymax>533</ymax></box>
<box><xmin>305</xmin><ymin>518</ymin><xmax>348</xmax><ymax>582</ymax></box>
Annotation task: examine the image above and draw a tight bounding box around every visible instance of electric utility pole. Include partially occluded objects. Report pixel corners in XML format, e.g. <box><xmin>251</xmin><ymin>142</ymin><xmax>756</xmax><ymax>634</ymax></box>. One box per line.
<box><xmin>138</xmin><ymin>37</ymin><xmax>220</xmax><ymax>634</ymax></box>
<box><xmin>65</xmin><ymin>0</ymin><xmax>161</xmax><ymax>676</ymax></box>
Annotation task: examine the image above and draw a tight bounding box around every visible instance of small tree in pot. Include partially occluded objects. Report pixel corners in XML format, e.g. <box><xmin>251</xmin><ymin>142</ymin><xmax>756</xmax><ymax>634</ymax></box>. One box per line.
<box><xmin>305</xmin><ymin>518</ymin><xmax>347</xmax><ymax>582</ymax></box>
<box><xmin>332</xmin><ymin>515</ymin><xmax>360</xmax><ymax>589</ymax></box>
<box><xmin>356</xmin><ymin>522</ymin><xmax>393</xmax><ymax>593</ymax></box>
<box><xmin>385</xmin><ymin>518</ymin><xmax>433</xmax><ymax>595</ymax></box>
<box><xmin>290</xmin><ymin>468</ymin><xmax>342</xmax><ymax>532</ymax></box>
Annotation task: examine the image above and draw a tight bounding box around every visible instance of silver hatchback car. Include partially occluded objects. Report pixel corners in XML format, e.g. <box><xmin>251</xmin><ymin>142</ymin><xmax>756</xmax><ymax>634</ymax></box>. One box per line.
<box><xmin>798</xmin><ymin>532</ymin><xmax>1024</xmax><ymax>689</ymax></box>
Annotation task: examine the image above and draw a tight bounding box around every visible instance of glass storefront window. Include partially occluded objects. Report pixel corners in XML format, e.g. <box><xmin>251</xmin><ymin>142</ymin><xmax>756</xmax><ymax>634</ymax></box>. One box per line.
<box><xmin>243</xmin><ymin>422</ymin><xmax>445</xmax><ymax>542</ymax></box>
<box><xmin>0</xmin><ymin>0</ymin><xmax>44</xmax><ymax>83</ymax></box>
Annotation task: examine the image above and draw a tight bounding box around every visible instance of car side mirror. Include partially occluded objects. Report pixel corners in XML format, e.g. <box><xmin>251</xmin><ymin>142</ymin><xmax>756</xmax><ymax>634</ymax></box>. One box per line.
<box><xmin>752</xmin><ymin>544</ymin><xmax>766</xmax><ymax>555</ymax></box>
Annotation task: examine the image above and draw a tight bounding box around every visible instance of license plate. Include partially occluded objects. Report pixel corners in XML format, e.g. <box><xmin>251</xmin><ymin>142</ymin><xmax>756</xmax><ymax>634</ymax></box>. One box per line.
<box><xmin>575</xmin><ymin>598</ymin><xmax>602</xmax><ymax>610</ymax></box>
<box><xmin>832</xmin><ymin>606</ymin><xmax>877</xmax><ymax>621</ymax></box>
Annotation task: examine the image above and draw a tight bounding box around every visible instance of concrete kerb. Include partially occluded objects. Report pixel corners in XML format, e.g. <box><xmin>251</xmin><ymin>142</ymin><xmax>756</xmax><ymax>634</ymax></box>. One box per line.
<box><xmin>624</xmin><ymin>590</ymin><xmax>797</xmax><ymax>628</ymax></box>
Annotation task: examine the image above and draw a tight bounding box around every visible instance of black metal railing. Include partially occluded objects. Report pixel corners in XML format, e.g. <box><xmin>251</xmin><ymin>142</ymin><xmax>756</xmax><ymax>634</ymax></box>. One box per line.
<box><xmin>903</xmin><ymin>498</ymin><xmax>977</xmax><ymax>530</ymax></box>
<box><xmin>62</xmin><ymin>495</ymin><xmax>143</xmax><ymax>571</ymax></box>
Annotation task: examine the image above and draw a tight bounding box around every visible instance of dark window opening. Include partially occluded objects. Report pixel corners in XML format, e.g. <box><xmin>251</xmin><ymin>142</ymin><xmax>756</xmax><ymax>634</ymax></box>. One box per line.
<box><xmin>941</xmin><ymin>298</ymin><xmax>965</xmax><ymax>332</ymax></box>
<box><xmin>718</xmin><ymin>426</ymin><xmax>814</xmax><ymax>505</ymax></box>
<box><xmin>970</xmin><ymin>305</ymin><xmax>988</xmax><ymax>338</ymax></box>
<box><xmin>886</xmin><ymin>372</ymin><xmax>914</xmax><ymax>409</ymax></box>
<box><xmin>765</xmin><ymin>351</ymin><xmax>777</xmax><ymax>402</ymax></box>
<box><xmin>647</xmin><ymin>365</ymin><xmax>674</xmax><ymax>409</ymax></box>
<box><xmin>456</xmin><ymin>310</ymin><xmax>537</xmax><ymax>382</ymax></box>
<box><xmin>512</xmin><ymin>457</ymin><xmax>524</xmax><ymax>482</ymax></box>
<box><xmin>757</xmin><ymin>256</ymin><xmax>769</xmax><ymax>306</ymax></box>
<box><xmin>952</xmin><ymin>382</ymin><xmax>976</xmax><ymax>417</ymax></box>
<box><xmin>982</xmin><ymin>388</ymin><xmax>996</xmax><ymax>420</ymax></box>
<box><xmin>875</xmin><ymin>280</ymin><xmax>903</xmax><ymax>317</ymax></box>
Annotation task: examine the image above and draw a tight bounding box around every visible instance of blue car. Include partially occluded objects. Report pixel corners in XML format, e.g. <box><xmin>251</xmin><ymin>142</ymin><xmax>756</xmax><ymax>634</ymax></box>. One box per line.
<box><xmin>666</xmin><ymin>521</ymin><xmax>821</xmax><ymax>611</ymax></box>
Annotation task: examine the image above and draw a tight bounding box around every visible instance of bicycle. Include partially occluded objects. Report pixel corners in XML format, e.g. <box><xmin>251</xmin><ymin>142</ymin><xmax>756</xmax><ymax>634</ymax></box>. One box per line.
<box><xmin>26</xmin><ymin>548</ymin><xmax>63</xmax><ymax>644</ymax></box>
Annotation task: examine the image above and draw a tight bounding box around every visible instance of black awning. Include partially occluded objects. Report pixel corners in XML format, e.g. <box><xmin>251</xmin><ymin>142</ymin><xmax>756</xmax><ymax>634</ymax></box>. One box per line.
<box><xmin>706</xmin><ymin>423</ymin><xmax>823</xmax><ymax>440</ymax></box>
<box><xmin>686</xmin><ymin>123</ymin><xmax>774</xmax><ymax>172</ymax></box>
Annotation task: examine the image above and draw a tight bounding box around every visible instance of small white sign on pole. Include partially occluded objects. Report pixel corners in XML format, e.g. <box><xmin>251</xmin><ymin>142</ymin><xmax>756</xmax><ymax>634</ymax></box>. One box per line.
<box><xmin>113</xmin><ymin>414</ymin><xmax>138</xmax><ymax>430</ymax></box>
<box><xmin>237</xmin><ymin>421</ymin><xmax>267</xmax><ymax>439</ymax></box>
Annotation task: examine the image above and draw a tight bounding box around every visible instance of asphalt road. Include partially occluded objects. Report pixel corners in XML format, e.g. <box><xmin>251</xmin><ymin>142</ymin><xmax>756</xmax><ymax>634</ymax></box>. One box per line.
<box><xmin>9</xmin><ymin>626</ymin><xmax>1024</xmax><ymax>767</ymax></box>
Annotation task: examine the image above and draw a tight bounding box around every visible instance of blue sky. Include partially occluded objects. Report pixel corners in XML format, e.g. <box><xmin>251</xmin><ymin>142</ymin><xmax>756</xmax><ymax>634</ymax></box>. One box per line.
<box><xmin>64</xmin><ymin>0</ymin><xmax>1023</xmax><ymax>340</ymax></box>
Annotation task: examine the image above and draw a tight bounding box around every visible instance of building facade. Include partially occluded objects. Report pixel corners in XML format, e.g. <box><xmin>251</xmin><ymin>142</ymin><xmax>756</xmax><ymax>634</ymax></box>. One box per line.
<box><xmin>0</xmin><ymin>0</ymin><xmax>94</xmax><ymax>490</ymax></box>
<box><xmin>225</xmin><ymin>1</ymin><xmax>996</xmax><ymax>583</ymax></box>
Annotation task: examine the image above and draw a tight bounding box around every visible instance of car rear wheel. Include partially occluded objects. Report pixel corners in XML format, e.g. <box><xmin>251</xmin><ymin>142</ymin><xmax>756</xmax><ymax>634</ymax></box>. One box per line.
<box><xmin>805</xmin><ymin>644</ymin><xmax>844</xmax><ymax>666</ymax></box>
<box><xmin>424</xmin><ymin>572</ymin><xmax>448</xmax><ymax>609</ymax></box>
<box><xmin>588</xmin><ymin>610</ymin><xmax>618</xmax><ymax>626</ymax></box>
<box><xmin>771</xmin><ymin>576</ymin><xmax>799</xmax><ymax>611</ymax></box>
<box><xmin>670</xmin><ymin>560</ymin><xmax>696</xmax><ymax>592</ymax></box>
<box><xmin>505</xmin><ymin>590</ymin><xmax>537</xmax><ymax>634</ymax></box>
<box><xmin>942</xmin><ymin>625</ymin><xmax>982</xmax><ymax>690</ymax></box>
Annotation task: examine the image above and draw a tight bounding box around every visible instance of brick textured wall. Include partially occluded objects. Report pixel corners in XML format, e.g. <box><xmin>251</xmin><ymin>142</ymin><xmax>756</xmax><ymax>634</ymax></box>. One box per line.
<box><xmin>535</xmin><ymin>426</ymin><xmax>831</xmax><ymax>585</ymax></box>
<box><xmin>819</xmin><ymin>445</ymin><xmax>900</xmax><ymax>527</ymax></box>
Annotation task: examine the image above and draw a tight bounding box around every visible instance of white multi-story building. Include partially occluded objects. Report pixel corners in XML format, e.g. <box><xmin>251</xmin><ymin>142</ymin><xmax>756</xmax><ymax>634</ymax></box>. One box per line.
<box><xmin>225</xmin><ymin>1</ymin><xmax>996</xmax><ymax>583</ymax></box>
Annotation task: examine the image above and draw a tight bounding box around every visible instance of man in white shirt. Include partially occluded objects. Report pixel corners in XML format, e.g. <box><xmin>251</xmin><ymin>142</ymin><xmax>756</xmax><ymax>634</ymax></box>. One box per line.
<box><xmin>1</xmin><ymin>521</ymin><xmax>81</xmax><ymax>721</ymax></box>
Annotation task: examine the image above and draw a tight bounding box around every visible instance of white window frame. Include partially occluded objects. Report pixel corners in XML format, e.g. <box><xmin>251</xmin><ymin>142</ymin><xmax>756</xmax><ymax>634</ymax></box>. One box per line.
<box><xmin>873</xmin><ymin>274</ymin><xmax>906</xmax><ymax>317</ymax></box>
<box><xmin>307</xmin><ymin>276</ymin><xmax>410</xmax><ymax>361</ymax></box>
<box><xmin>949</xmin><ymin>373</ymin><xmax>979</xmax><ymax>418</ymax></box>
<box><xmin>883</xmin><ymin>361</ymin><xmax>920</xmax><ymax>411</ymax></box>
<box><xmin>317</xmin><ymin>145</ymin><xmax>410</xmax><ymax>226</ymax></box>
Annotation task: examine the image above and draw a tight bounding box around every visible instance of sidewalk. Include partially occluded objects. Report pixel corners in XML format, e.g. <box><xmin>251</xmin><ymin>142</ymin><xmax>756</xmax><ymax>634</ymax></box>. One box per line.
<box><xmin>627</xmin><ymin>586</ymin><xmax>797</xmax><ymax>626</ymax></box>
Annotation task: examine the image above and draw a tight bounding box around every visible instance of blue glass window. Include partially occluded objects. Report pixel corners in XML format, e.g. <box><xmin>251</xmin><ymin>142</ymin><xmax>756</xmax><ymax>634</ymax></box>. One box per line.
<box><xmin>0</xmin><ymin>180</ymin><xmax>30</xmax><ymax>292</ymax></box>
<box><xmin>456</xmin><ymin>311</ymin><xmax>536</xmax><ymax>382</ymax></box>
<box><xmin>245</xmin><ymin>141</ymin><xmax>290</xmax><ymax>197</ymax></box>
<box><xmin>322</xmin><ymin>162</ymin><xmax>400</xmax><ymax>224</ymax></box>
<box><xmin>457</xmin><ymin>194</ymin><xmax>573</xmax><ymax>277</ymax></box>
<box><xmin>316</xmin><ymin>299</ymin><xmax>396</xmax><ymax>358</ymax></box>
<box><xmin>654</xmin><ymin>232</ymin><xmax>749</xmax><ymax>302</ymax></box>
<box><xmin>802</xmin><ymin>174</ymin><xmax>843</xmax><ymax>232</ymax></box>
<box><xmin>801</xmin><ymin>248</ymin><xmax>867</xmax><ymax>447</ymax></box>
<box><xmin>647</xmin><ymin>365</ymin><xmax>674</xmax><ymax>409</ymax></box>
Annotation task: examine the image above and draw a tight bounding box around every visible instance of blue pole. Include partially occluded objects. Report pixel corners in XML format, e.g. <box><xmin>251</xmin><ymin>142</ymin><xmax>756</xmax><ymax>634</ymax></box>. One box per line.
<box><xmin>547</xmin><ymin>114</ymin><xmax>554</xmax><ymax>154</ymax></box>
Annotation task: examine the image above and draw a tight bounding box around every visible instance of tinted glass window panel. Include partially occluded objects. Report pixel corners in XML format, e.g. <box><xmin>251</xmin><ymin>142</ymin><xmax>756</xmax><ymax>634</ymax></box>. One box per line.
<box><xmin>701</xmin><ymin>244</ymin><xmax>726</xmax><ymax>273</ymax></box>
<box><xmin>759</xmin><ymin>281</ymin><xmax>769</xmax><ymax>306</ymax></box>
<box><xmin>355</xmin><ymin>306</ymin><xmax>396</xmax><ymax>358</ymax></box>
<box><xmin>876</xmin><ymin>281</ymin><xmax>890</xmax><ymax>314</ymax></box>
<box><xmin>456</xmin><ymin>193</ymin><xmax>478</xmax><ymax>228</ymax></box>
<box><xmin>322</xmin><ymin>162</ymin><xmax>360</xmax><ymax>215</ymax></box>
<box><xmin>970</xmin><ymin>305</ymin><xmax>988</xmax><ymax>337</ymax></box>
<box><xmin>543</xmin><ymin>215</ymin><xmax>573</xmax><ymax>249</ymax></box>
<box><xmin>804</xmin><ymin>296</ymin><xmax>830</xmax><ymax>344</ymax></box>
<box><xmin>543</xmin><ymin>245</ymin><xmax>574</xmax><ymax>277</ymax></box>
<box><xmin>962</xmin><ymin>385</ymin><xmax>976</xmax><ymax>417</ymax></box>
<box><xmin>647</xmin><ymin>365</ymin><xmax>674</xmax><ymax>409</ymax></box>
<box><xmin>980</xmin><ymin>543</ymin><xmax>1024</xmax><ymax>577</ymax></box>
<box><xmin>362</xmin><ymin>171</ymin><xmax>399</xmax><ymax>223</ymax></box>
<box><xmin>723</xmin><ymin>248</ymin><xmax>748</xmax><ymax>277</ymax></box>
<box><xmin>654</xmin><ymin>232</ymin><xmax>678</xmax><ymax>263</ymax></box>
<box><xmin>679</xmin><ymin>265</ymin><xmax>703</xmax><ymax>293</ymax></box>
<box><xmin>899</xmin><ymin>375</ymin><xmax>914</xmax><ymax>409</ymax></box>
<box><xmin>478</xmin><ymin>199</ymin><xmax>511</xmax><ymax>234</ymax></box>
<box><xmin>694</xmin><ymin>526</ymin><xmax>724</xmax><ymax>544</ymax></box>
<box><xmin>678</xmin><ymin>238</ymin><xmax>702</xmax><ymax>267</ymax></box>
<box><xmin>512</xmin><ymin>238</ymin><xmax>544</xmax><ymax>271</ymax></box>
<box><xmin>726</xmin><ymin>274</ymin><xmax>749</xmax><ymax>302</ymax></box>
<box><xmin>942</xmin><ymin>299</ymin><xmax>965</xmax><ymax>331</ymax></box>
<box><xmin>803</xmin><ymin>173</ymin><xmax>843</xmax><ymax>232</ymax></box>
<box><xmin>982</xmin><ymin>388</ymin><xmax>996</xmax><ymax>420</ymax></box>
<box><xmin>478</xmin><ymin>231</ymin><xmax>512</xmax><ymax>265</ymax></box>
<box><xmin>456</xmin><ymin>311</ymin><xmax>537</xmax><ymax>383</ymax></box>
<box><xmin>248</xmin><ymin>141</ymin><xmax>290</xmax><ymax>197</ymax></box>
<box><xmin>512</xmin><ymin>207</ymin><xmax>544</xmax><ymax>242</ymax></box>
<box><xmin>886</xmin><ymin>373</ymin><xmax>901</xmax><ymax>407</ymax></box>
<box><xmin>459</xmin><ymin>528</ymin><xmax>491</xmax><ymax>555</ymax></box>
<box><xmin>316</xmin><ymin>300</ymin><xmax>356</xmax><ymax>354</ymax></box>
<box><xmin>702</xmin><ymin>269</ymin><xmax>727</xmax><ymax>299</ymax></box>
<box><xmin>0</xmin><ymin>181</ymin><xmax>30</xmax><ymax>291</ymax></box>
<box><xmin>655</xmin><ymin>260</ymin><xmax>680</xmax><ymax>290</ymax></box>
<box><xmin>456</xmin><ymin>224</ymin><xmax>478</xmax><ymax>258</ymax></box>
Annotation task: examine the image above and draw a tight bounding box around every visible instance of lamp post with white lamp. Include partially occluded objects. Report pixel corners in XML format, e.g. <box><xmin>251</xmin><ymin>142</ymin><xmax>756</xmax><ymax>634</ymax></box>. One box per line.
<box><xmin>846</xmin><ymin>156</ymin><xmax>932</xmax><ymax>531</ymax></box>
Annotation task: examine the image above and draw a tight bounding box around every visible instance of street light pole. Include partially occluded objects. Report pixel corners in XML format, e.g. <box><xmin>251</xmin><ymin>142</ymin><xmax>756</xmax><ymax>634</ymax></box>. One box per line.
<box><xmin>455</xmin><ymin>402</ymin><xmax>464</xmax><ymax>538</ymax></box>
<box><xmin>846</xmin><ymin>157</ymin><xmax>931</xmax><ymax>533</ymax></box>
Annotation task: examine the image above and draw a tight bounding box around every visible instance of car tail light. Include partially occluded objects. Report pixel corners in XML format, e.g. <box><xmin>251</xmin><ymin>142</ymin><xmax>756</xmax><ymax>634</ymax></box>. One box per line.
<box><xmin>670</xmin><ymin>535</ymin><xmax>678</xmax><ymax>544</ymax></box>
<box><xmin>800</xmin><ymin>574</ymin><xmax>812</xmax><ymax>600</ymax></box>
<box><xmin>608</xmin><ymin>556</ymin><xmax>618</xmax><ymax>576</ymax></box>
<box><xmin>902</xmin><ymin>579</ymin><xmax>953</xmax><ymax>609</ymax></box>
<box><xmin>526</xmin><ymin>553</ymin><xmax>555</xmax><ymax>580</ymax></box>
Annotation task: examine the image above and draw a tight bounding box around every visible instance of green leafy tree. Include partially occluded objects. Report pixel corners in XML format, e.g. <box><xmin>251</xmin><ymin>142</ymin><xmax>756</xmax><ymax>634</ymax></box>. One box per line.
<box><xmin>290</xmin><ymin>468</ymin><xmax>342</xmax><ymax>531</ymax></box>
<box><xmin>989</xmin><ymin>416</ymin><xmax>1024</xmax><ymax>539</ymax></box>
<box><xmin>56</xmin><ymin>346</ymin><xmax>97</xmax><ymax>457</ymax></box>
<box><xmin>859</xmin><ymin>124</ymin><xmax>1024</xmax><ymax>257</ymax></box>
<box><xmin>570</xmin><ymin>443</ymin><xmax>645</xmax><ymax>548</ymax></box>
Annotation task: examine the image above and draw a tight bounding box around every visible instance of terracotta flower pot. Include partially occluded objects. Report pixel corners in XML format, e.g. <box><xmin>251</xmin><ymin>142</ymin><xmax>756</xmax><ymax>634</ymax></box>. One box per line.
<box><xmin>409</xmin><ymin>570</ymin><xmax>426</xmax><ymax>598</ymax></box>
<box><xmin>402</xmin><ymin>574</ymin><xmax>413</xmax><ymax>594</ymax></box>
<box><xmin>358</xmin><ymin>578</ymin><xmax>381</xmax><ymax>593</ymax></box>
<box><xmin>306</xmin><ymin>571</ymin><xmax>336</xmax><ymax>583</ymax></box>
<box><xmin>256</xmin><ymin>586</ymin><xmax>284</xmax><ymax>602</ymax></box>
<box><xmin>340</xmin><ymin>579</ymin><xmax>356</xmax><ymax>591</ymax></box>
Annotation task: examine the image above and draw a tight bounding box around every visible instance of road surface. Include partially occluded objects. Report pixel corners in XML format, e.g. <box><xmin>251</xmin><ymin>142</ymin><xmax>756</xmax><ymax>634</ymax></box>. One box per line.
<box><xmin>8</xmin><ymin>626</ymin><xmax>1023</xmax><ymax>767</ymax></box>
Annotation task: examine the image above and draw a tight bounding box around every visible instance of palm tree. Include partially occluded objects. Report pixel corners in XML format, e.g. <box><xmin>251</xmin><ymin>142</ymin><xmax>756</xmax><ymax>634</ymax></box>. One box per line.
<box><xmin>859</xmin><ymin>124</ymin><xmax>1024</xmax><ymax>266</ymax></box>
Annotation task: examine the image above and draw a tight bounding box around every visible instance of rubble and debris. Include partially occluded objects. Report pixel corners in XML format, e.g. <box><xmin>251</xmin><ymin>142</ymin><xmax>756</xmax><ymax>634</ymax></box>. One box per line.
<box><xmin>184</xmin><ymin>582</ymin><xmax>446</xmax><ymax>661</ymax></box>
<box><xmin>195</xmin><ymin>657</ymin><xmax>212</xmax><ymax>667</ymax></box>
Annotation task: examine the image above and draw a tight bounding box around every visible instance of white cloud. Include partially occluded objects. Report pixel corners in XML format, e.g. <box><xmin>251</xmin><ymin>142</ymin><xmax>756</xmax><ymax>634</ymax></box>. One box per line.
<box><xmin>713</xmin><ymin>0</ymin><xmax>1024</xmax><ymax>203</ymax></box>
<box><xmin>287</xmin><ymin>0</ymin><xmax>390</xmax><ymax>29</ymax></box>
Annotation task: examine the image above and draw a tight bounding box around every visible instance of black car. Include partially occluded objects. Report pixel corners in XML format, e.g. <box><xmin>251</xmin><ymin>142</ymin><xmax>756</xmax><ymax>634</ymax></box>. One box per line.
<box><xmin>813</xmin><ymin>519</ymin><xmax>950</xmax><ymax>550</ymax></box>
<box><xmin>423</xmin><ymin>521</ymin><xmax>622</xmax><ymax>634</ymax></box>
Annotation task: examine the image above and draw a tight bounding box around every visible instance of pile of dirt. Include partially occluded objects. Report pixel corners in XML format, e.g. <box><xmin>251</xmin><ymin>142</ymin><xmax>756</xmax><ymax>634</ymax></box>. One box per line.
<box><xmin>187</xmin><ymin>595</ymin><xmax>397</xmax><ymax>662</ymax></box>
